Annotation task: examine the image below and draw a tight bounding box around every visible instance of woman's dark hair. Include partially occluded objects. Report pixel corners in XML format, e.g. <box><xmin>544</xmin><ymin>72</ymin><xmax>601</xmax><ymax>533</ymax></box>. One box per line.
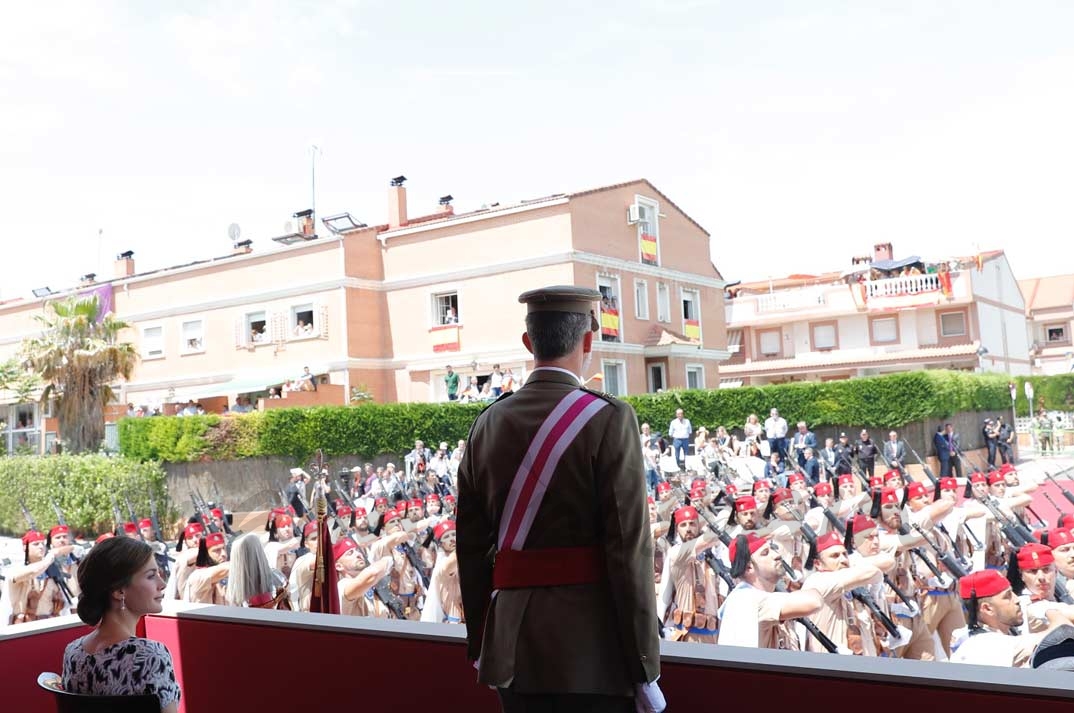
<box><xmin>76</xmin><ymin>537</ymin><xmax>153</xmax><ymax>626</ymax></box>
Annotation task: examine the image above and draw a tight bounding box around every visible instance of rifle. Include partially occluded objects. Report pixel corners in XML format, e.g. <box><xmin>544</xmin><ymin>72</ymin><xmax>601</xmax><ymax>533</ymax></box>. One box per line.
<box><xmin>191</xmin><ymin>488</ymin><xmax>220</xmax><ymax>534</ymax></box>
<box><xmin>124</xmin><ymin>496</ymin><xmax>146</xmax><ymax>542</ymax></box>
<box><xmin>210</xmin><ymin>482</ymin><xmax>234</xmax><ymax>534</ymax></box>
<box><xmin>905</xmin><ymin>442</ymin><xmax>939</xmax><ymax>487</ymax></box>
<box><xmin>1042</xmin><ymin>469</ymin><xmax>1074</xmax><ymax>509</ymax></box>
<box><xmin>147</xmin><ymin>491</ymin><xmax>172</xmax><ymax>577</ymax></box>
<box><xmin>49</xmin><ymin>500</ymin><xmax>66</xmax><ymax>529</ymax></box>
<box><xmin>373</xmin><ymin>576</ymin><xmax>407</xmax><ymax>619</ymax></box>
<box><xmin>1044</xmin><ymin>491</ymin><xmax>1068</xmax><ymax>516</ymax></box>
<box><xmin>110</xmin><ymin>496</ymin><xmax>126</xmax><ymax>534</ymax></box>
<box><xmin>911</xmin><ymin>524</ymin><xmax>969</xmax><ymax>580</ymax></box>
<box><xmin>796</xmin><ymin>616</ymin><xmax>840</xmax><ymax>653</ymax></box>
<box><xmin>850</xmin><ymin>587</ymin><xmax>901</xmax><ymax>639</ymax></box>
<box><xmin>1055</xmin><ymin>579</ymin><xmax>1074</xmax><ymax>606</ymax></box>
<box><xmin>19</xmin><ymin>500</ymin><xmax>73</xmax><ymax>604</ymax></box>
<box><xmin>702</xmin><ymin>550</ymin><xmax>735</xmax><ymax>591</ymax></box>
<box><xmin>978</xmin><ymin>495</ymin><xmax>1035</xmax><ymax>548</ymax></box>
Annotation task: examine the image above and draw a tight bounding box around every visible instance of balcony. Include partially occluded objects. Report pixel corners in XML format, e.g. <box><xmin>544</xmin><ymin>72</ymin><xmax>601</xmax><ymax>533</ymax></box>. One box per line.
<box><xmin>756</xmin><ymin>285</ymin><xmax>827</xmax><ymax>314</ymax></box>
<box><xmin>865</xmin><ymin>273</ymin><xmax>942</xmax><ymax>299</ymax></box>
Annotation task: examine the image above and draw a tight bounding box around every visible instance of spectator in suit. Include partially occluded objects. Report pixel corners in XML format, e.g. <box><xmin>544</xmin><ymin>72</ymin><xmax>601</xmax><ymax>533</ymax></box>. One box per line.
<box><xmin>801</xmin><ymin>447</ymin><xmax>821</xmax><ymax>485</ymax></box>
<box><xmin>790</xmin><ymin>421</ymin><xmax>817</xmax><ymax>468</ymax></box>
<box><xmin>934</xmin><ymin>425</ymin><xmax>952</xmax><ymax>477</ymax></box>
<box><xmin>884</xmin><ymin>430</ymin><xmax>907</xmax><ymax>470</ymax></box>
<box><xmin>945</xmin><ymin>423</ymin><xmax>964</xmax><ymax>479</ymax></box>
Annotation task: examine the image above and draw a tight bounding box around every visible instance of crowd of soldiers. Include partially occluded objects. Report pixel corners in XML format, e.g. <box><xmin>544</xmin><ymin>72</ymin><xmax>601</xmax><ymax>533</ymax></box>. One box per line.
<box><xmin>5</xmin><ymin>424</ymin><xmax>1074</xmax><ymax>670</ymax></box>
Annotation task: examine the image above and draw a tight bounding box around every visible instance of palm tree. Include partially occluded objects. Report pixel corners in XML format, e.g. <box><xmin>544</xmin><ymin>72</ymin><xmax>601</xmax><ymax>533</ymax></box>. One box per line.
<box><xmin>22</xmin><ymin>295</ymin><xmax>138</xmax><ymax>453</ymax></box>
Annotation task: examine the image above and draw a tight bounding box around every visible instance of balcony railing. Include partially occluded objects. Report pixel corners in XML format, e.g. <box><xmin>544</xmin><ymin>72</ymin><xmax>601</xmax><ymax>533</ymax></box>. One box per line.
<box><xmin>865</xmin><ymin>273</ymin><xmax>942</xmax><ymax>299</ymax></box>
<box><xmin>756</xmin><ymin>286</ymin><xmax>827</xmax><ymax>314</ymax></box>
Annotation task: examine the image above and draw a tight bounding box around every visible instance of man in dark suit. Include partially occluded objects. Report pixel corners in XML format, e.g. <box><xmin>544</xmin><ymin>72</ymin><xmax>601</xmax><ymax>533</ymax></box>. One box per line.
<box><xmin>801</xmin><ymin>447</ymin><xmax>821</xmax><ymax>485</ymax></box>
<box><xmin>933</xmin><ymin>425</ymin><xmax>952</xmax><ymax>477</ymax></box>
<box><xmin>945</xmin><ymin>423</ymin><xmax>963</xmax><ymax>479</ymax></box>
<box><xmin>457</xmin><ymin>286</ymin><xmax>662</xmax><ymax>713</ymax></box>
<box><xmin>884</xmin><ymin>430</ymin><xmax>908</xmax><ymax>471</ymax></box>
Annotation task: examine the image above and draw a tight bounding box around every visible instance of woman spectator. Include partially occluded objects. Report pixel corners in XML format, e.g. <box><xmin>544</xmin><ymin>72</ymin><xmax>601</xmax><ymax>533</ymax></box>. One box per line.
<box><xmin>744</xmin><ymin>413</ymin><xmax>763</xmax><ymax>443</ymax></box>
<box><xmin>693</xmin><ymin>426</ymin><xmax>709</xmax><ymax>454</ymax></box>
<box><xmin>764</xmin><ymin>452</ymin><xmax>786</xmax><ymax>486</ymax></box>
<box><xmin>744</xmin><ymin>438</ymin><xmax>763</xmax><ymax>459</ymax></box>
<box><xmin>715</xmin><ymin>425</ymin><xmax>731</xmax><ymax>451</ymax></box>
<box><xmin>62</xmin><ymin>537</ymin><xmax>180</xmax><ymax>712</ymax></box>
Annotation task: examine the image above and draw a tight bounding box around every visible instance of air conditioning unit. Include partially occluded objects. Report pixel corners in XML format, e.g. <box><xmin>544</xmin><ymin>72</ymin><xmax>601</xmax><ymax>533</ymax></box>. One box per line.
<box><xmin>627</xmin><ymin>204</ymin><xmax>642</xmax><ymax>224</ymax></box>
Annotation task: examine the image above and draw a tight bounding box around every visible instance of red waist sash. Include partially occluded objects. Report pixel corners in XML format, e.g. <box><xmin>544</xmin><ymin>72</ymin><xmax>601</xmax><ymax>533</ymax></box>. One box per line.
<box><xmin>492</xmin><ymin>545</ymin><xmax>604</xmax><ymax>590</ymax></box>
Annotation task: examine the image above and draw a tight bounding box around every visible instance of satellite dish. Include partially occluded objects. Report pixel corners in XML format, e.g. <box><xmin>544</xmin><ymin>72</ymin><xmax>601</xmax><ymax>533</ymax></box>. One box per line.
<box><xmin>228</xmin><ymin>223</ymin><xmax>241</xmax><ymax>242</ymax></box>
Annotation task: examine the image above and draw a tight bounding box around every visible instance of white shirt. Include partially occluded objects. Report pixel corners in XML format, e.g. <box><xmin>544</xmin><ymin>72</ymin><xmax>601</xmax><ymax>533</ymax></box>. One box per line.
<box><xmin>949</xmin><ymin>628</ymin><xmax>1042</xmax><ymax>667</ymax></box>
<box><xmin>668</xmin><ymin>418</ymin><xmax>693</xmax><ymax>439</ymax></box>
<box><xmin>717</xmin><ymin>582</ymin><xmax>791</xmax><ymax>649</ymax></box>
<box><xmin>490</xmin><ymin>372</ymin><xmax>503</xmax><ymax>388</ymax></box>
<box><xmin>764</xmin><ymin>416</ymin><xmax>788</xmax><ymax>439</ymax></box>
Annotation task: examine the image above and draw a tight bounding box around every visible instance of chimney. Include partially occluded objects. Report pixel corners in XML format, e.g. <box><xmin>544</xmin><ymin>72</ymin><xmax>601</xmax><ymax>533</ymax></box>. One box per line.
<box><xmin>388</xmin><ymin>175</ymin><xmax>408</xmax><ymax>228</ymax></box>
<box><xmin>438</xmin><ymin>194</ymin><xmax>454</xmax><ymax>215</ymax></box>
<box><xmin>114</xmin><ymin>250</ymin><xmax>135</xmax><ymax>278</ymax></box>
<box><xmin>232</xmin><ymin>239</ymin><xmax>253</xmax><ymax>256</ymax></box>
<box><xmin>80</xmin><ymin>273</ymin><xmax>97</xmax><ymax>286</ymax></box>
<box><xmin>873</xmin><ymin>242</ymin><xmax>893</xmax><ymax>263</ymax></box>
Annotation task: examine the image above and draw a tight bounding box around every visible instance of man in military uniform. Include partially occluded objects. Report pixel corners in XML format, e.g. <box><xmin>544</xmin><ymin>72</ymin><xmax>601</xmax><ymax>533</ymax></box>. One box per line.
<box><xmin>458</xmin><ymin>286</ymin><xmax>661</xmax><ymax>713</ymax></box>
<box><xmin>1037</xmin><ymin>410</ymin><xmax>1055</xmax><ymax>454</ymax></box>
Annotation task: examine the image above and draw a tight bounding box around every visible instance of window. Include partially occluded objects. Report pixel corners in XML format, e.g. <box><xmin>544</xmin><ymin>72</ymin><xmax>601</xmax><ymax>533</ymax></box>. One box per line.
<box><xmin>635</xmin><ymin>197</ymin><xmax>659</xmax><ymax>266</ymax></box>
<box><xmin>810</xmin><ymin>321</ymin><xmax>838</xmax><ymax>351</ymax></box>
<box><xmin>597</xmin><ymin>275</ymin><xmax>621</xmax><ymax>343</ymax></box>
<box><xmin>939</xmin><ymin>311</ymin><xmax>966</xmax><ymax>338</ymax></box>
<box><xmin>870</xmin><ymin>316</ymin><xmax>898</xmax><ymax>344</ymax></box>
<box><xmin>4</xmin><ymin>403</ymin><xmax>40</xmax><ymax>455</ymax></box>
<box><xmin>1046</xmin><ymin>324</ymin><xmax>1068</xmax><ymax>343</ymax></box>
<box><xmin>433</xmin><ymin>292</ymin><xmax>459</xmax><ymax>326</ymax></box>
<box><xmin>727</xmin><ymin>329</ymin><xmax>743</xmax><ymax>353</ymax></box>
<box><xmin>291</xmin><ymin>303</ymin><xmax>316</xmax><ymax>337</ymax></box>
<box><xmin>246</xmin><ymin>311</ymin><xmax>268</xmax><ymax>344</ymax></box>
<box><xmin>634</xmin><ymin>279</ymin><xmax>649</xmax><ymax>320</ymax></box>
<box><xmin>656</xmin><ymin>282</ymin><xmax>670</xmax><ymax>322</ymax></box>
<box><xmin>602</xmin><ymin>360</ymin><xmax>626</xmax><ymax>396</ymax></box>
<box><xmin>647</xmin><ymin>363</ymin><xmax>665</xmax><ymax>393</ymax></box>
<box><xmin>686</xmin><ymin>364</ymin><xmax>705</xmax><ymax>390</ymax></box>
<box><xmin>181</xmin><ymin>319</ymin><xmax>204</xmax><ymax>353</ymax></box>
<box><xmin>681</xmin><ymin>288</ymin><xmax>701</xmax><ymax>341</ymax></box>
<box><xmin>758</xmin><ymin>329</ymin><xmax>781</xmax><ymax>356</ymax></box>
<box><xmin>141</xmin><ymin>325</ymin><xmax>164</xmax><ymax>359</ymax></box>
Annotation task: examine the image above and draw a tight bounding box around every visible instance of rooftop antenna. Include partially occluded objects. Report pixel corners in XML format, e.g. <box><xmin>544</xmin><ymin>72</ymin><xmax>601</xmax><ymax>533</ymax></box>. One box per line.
<box><xmin>96</xmin><ymin>228</ymin><xmax>104</xmax><ymax>275</ymax></box>
<box><xmin>310</xmin><ymin>143</ymin><xmax>322</xmax><ymax>218</ymax></box>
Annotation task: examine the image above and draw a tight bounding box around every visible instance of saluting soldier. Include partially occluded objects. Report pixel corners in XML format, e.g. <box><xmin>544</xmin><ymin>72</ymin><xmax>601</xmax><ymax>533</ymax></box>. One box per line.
<box><xmin>335</xmin><ymin>536</ymin><xmax>394</xmax><ymax>618</ymax></box>
<box><xmin>658</xmin><ymin>505</ymin><xmax>722</xmax><ymax>643</ymax></box>
<box><xmin>2</xmin><ymin>530</ymin><xmax>73</xmax><ymax>625</ymax></box>
<box><xmin>183</xmin><ymin>532</ymin><xmax>229</xmax><ymax>604</ymax></box>
<box><xmin>420</xmin><ymin>520</ymin><xmax>464</xmax><ymax>624</ymax></box>
<box><xmin>47</xmin><ymin>525</ymin><xmax>82</xmax><ymax>603</ymax></box>
<box><xmin>457</xmin><ymin>286</ymin><xmax>661</xmax><ymax>713</ymax></box>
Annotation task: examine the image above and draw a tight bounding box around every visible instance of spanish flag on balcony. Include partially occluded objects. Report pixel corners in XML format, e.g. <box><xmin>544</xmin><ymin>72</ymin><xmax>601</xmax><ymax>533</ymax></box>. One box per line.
<box><xmin>430</xmin><ymin>325</ymin><xmax>460</xmax><ymax>352</ymax></box>
<box><xmin>601</xmin><ymin>308</ymin><xmax>620</xmax><ymax>338</ymax></box>
<box><xmin>684</xmin><ymin>319</ymin><xmax>701</xmax><ymax>341</ymax></box>
<box><xmin>938</xmin><ymin>271</ymin><xmax>953</xmax><ymax>298</ymax></box>
<box><xmin>640</xmin><ymin>232</ymin><xmax>658</xmax><ymax>265</ymax></box>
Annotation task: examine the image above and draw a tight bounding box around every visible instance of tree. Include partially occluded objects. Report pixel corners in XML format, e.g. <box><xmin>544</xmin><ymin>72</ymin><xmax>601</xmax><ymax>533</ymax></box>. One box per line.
<box><xmin>22</xmin><ymin>295</ymin><xmax>138</xmax><ymax>454</ymax></box>
<box><xmin>0</xmin><ymin>358</ymin><xmax>42</xmax><ymax>405</ymax></box>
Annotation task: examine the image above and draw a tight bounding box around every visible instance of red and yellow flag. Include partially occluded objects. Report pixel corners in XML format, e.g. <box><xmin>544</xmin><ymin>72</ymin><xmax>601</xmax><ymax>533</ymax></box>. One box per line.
<box><xmin>601</xmin><ymin>308</ymin><xmax>619</xmax><ymax>338</ymax></box>
<box><xmin>640</xmin><ymin>233</ymin><xmax>658</xmax><ymax>265</ymax></box>
<box><xmin>684</xmin><ymin>319</ymin><xmax>701</xmax><ymax>341</ymax></box>
<box><xmin>430</xmin><ymin>325</ymin><xmax>460</xmax><ymax>353</ymax></box>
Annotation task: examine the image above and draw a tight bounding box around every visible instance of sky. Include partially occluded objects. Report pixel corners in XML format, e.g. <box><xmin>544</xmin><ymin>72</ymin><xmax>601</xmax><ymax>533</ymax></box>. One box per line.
<box><xmin>2</xmin><ymin>1</ymin><xmax>1074</xmax><ymax>299</ymax></box>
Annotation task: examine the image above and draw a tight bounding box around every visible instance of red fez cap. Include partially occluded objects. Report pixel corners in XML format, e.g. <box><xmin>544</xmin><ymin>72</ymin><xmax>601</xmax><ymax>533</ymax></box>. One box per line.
<box><xmin>22</xmin><ymin>530</ymin><xmax>46</xmax><ymax>545</ymax></box>
<box><xmin>906</xmin><ymin>481</ymin><xmax>929</xmax><ymax>500</ymax></box>
<box><xmin>443</xmin><ymin>495</ymin><xmax>456</xmax><ymax>503</ymax></box>
<box><xmin>333</xmin><ymin>537</ymin><xmax>358</xmax><ymax>560</ymax></box>
<box><xmin>1052</xmin><ymin>528</ymin><xmax>1074</xmax><ymax>547</ymax></box>
<box><xmin>771</xmin><ymin>488</ymin><xmax>794</xmax><ymax>505</ymax></box>
<box><xmin>813</xmin><ymin>482</ymin><xmax>833</xmax><ymax>496</ymax></box>
<box><xmin>870</xmin><ymin>475</ymin><xmax>884</xmax><ymax>489</ymax></box>
<box><xmin>355</xmin><ymin>507</ymin><xmax>367</xmax><ymax>518</ymax></box>
<box><xmin>274</xmin><ymin>514</ymin><xmax>293</xmax><ymax>528</ymax></box>
<box><xmin>725</xmin><ymin>483</ymin><xmax>739</xmax><ymax>496</ymax></box>
<box><xmin>735</xmin><ymin>495</ymin><xmax>758</xmax><ymax>513</ymax></box>
<box><xmin>998</xmin><ymin>463</ymin><xmax>1016</xmax><ymax>477</ymax></box>
<box><xmin>691</xmin><ymin>478</ymin><xmax>706</xmax><ymax>490</ymax></box>
<box><xmin>673</xmin><ymin>506</ymin><xmax>699</xmax><ymax>523</ymax></box>
<box><xmin>656</xmin><ymin>482</ymin><xmax>671</xmax><ymax>494</ymax></box>
<box><xmin>374</xmin><ymin>497</ymin><xmax>388</xmax><ymax>507</ymax></box>
<box><xmin>211</xmin><ymin>508</ymin><xmax>223</xmax><ymax>518</ymax></box>
<box><xmin>95</xmin><ymin>533</ymin><xmax>115</xmax><ymax>544</ymax></box>
<box><xmin>434</xmin><ymin>520</ymin><xmax>456</xmax><ymax>540</ymax></box>
<box><xmin>837</xmin><ymin>473</ymin><xmax>855</xmax><ymax>487</ymax></box>
<box><xmin>728</xmin><ymin>533</ymin><xmax>767</xmax><ymax>562</ymax></box>
<box><xmin>138</xmin><ymin>519</ymin><xmax>153</xmax><ymax>530</ymax></box>
<box><xmin>884</xmin><ymin>469</ymin><xmax>902</xmax><ymax>483</ymax></box>
<box><xmin>408</xmin><ymin>498</ymin><xmax>423</xmax><ymax>509</ymax></box>
<box><xmin>49</xmin><ymin>525</ymin><xmax>70</xmax><ymax>538</ymax></box>
<box><xmin>1017</xmin><ymin>543</ymin><xmax>1055</xmax><ymax>570</ymax></box>
<box><xmin>123</xmin><ymin>522</ymin><xmax>138</xmax><ymax>534</ymax></box>
<box><xmin>752</xmin><ymin>479</ymin><xmax>772</xmax><ymax>493</ymax></box>
<box><xmin>970</xmin><ymin>471</ymin><xmax>987</xmax><ymax>484</ymax></box>
<box><xmin>271</xmin><ymin>507</ymin><xmax>286</xmax><ymax>515</ymax></box>
<box><xmin>787</xmin><ymin>472</ymin><xmax>806</xmax><ymax>485</ymax></box>
<box><xmin>940</xmin><ymin>477</ymin><xmax>958</xmax><ymax>491</ymax></box>
<box><xmin>382</xmin><ymin>508</ymin><xmax>402</xmax><ymax>525</ymax></box>
<box><xmin>425</xmin><ymin>494</ymin><xmax>440</xmax><ymax>502</ymax></box>
<box><xmin>1059</xmin><ymin>514</ymin><xmax>1074</xmax><ymax>529</ymax></box>
<box><xmin>849</xmin><ymin>514</ymin><xmax>877</xmax><ymax>536</ymax></box>
<box><xmin>337</xmin><ymin>506</ymin><xmax>353</xmax><ymax>518</ymax></box>
<box><xmin>205</xmin><ymin>532</ymin><xmax>226</xmax><ymax>549</ymax></box>
<box><xmin>815</xmin><ymin>531</ymin><xmax>843</xmax><ymax>554</ymax></box>
<box><xmin>302</xmin><ymin>521</ymin><xmax>318</xmax><ymax>537</ymax></box>
<box><xmin>647</xmin><ymin>496</ymin><xmax>655</xmax><ymax>505</ymax></box>
<box><xmin>184</xmin><ymin>522</ymin><xmax>205</xmax><ymax>540</ymax></box>
<box><xmin>960</xmin><ymin>569</ymin><xmax>1010</xmax><ymax>599</ymax></box>
<box><xmin>988</xmin><ymin>472</ymin><xmax>1006</xmax><ymax>486</ymax></box>
<box><xmin>880</xmin><ymin>488</ymin><xmax>899</xmax><ymax>506</ymax></box>
<box><xmin>690</xmin><ymin>487</ymin><xmax>706</xmax><ymax>500</ymax></box>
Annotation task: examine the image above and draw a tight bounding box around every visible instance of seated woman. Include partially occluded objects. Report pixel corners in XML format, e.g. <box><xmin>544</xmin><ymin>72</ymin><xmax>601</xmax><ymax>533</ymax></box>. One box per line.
<box><xmin>62</xmin><ymin>537</ymin><xmax>180</xmax><ymax>712</ymax></box>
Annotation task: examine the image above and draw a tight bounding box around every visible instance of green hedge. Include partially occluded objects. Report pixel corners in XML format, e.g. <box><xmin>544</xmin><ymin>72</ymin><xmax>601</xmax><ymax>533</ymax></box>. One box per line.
<box><xmin>118</xmin><ymin>371</ymin><xmax>1015</xmax><ymax>464</ymax></box>
<box><xmin>1013</xmin><ymin>374</ymin><xmax>1074</xmax><ymax>414</ymax></box>
<box><xmin>0</xmin><ymin>455</ymin><xmax>172</xmax><ymax>538</ymax></box>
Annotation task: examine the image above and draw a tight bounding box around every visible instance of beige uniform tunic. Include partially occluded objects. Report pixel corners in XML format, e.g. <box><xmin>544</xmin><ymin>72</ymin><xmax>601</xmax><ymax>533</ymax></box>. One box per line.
<box><xmin>802</xmin><ymin>569</ymin><xmax>881</xmax><ymax>656</ymax></box>
<box><xmin>659</xmin><ymin>539</ymin><xmax>719</xmax><ymax>643</ymax></box>
<box><xmin>183</xmin><ymin>567</ymin><xmax>226</xmax><ymax>604</ymax></box>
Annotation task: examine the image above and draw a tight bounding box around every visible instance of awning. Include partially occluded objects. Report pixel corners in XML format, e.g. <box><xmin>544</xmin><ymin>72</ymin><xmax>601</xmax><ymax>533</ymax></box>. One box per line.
<box><xmin>871</xmin><ymin>256</ymin><xmax>923</xmax><ymax>272</ymax></box>
<box><xmin>125</xmin><ymin>363</ymin><xmax>334</xmax><ymax>402</ymax></box>
<box><xmin>719</xmin><ymin>378</ymin><xmax>743</xmax><ymax>389</ymax></box>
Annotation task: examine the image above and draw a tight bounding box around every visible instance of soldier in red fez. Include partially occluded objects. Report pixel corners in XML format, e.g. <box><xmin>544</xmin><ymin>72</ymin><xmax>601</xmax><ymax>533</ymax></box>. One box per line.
<box><xmin>719</xmin><ymin>533</ymin><xmax>823</xmax><ymax>649</ymax></box>
<box><xmin>47</xmin><ymin>525</ymin><xmax>82</xmax><ymax>601</ymax></box>
<box><xmin>335</xmin><ymin>537</ymin><xmax>394</xmax><ymax>618</ymax></box>
<box><xmin>951</xmin><ymin>569</ymin><xmax>1072</xmax><ymax>666</ymax></box>
<box><xmin>264</xmin><ymin>514</ymin><xmax>300</xmax><ymax>579</ymax></box>
<box><xmin>166</xmin><ymin>522</ymin><xmax>205</xmax><ymax>601</ymax></box>
<box><xmin>2</xmin><ymin>530</ymin><xmax>73</xmax><ymax>625</ymax></box>
<box><xmin>658</xmin><ymin>505</ymin><xmax>721</xmax><ymax>643</ymax></box>
<box><xmin>421</xmin><ymin>521</ymin><xmax>464</xmax><ymax>624</ymax></box>
<box><xmin>366</xmin><ymin>507</ymin><xmax>422</xmax><ymax>619</ymax></box>
<box><xmin>183</xmin><ymin>532</ymin><xmax>229</xmax><ymax>604</ymax></box>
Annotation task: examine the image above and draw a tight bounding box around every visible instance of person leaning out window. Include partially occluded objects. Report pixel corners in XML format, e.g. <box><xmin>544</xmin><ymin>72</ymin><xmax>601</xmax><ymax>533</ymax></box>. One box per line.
<box><xmin>62</xmin><ymin>537</ymin><xmax>181</xmax><ymax>712</ymax></box>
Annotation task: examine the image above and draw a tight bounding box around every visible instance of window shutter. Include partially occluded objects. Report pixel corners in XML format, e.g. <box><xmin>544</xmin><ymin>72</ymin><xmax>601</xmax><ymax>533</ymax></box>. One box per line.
<box><xmin>271</xmin><ymin>312</ymin><xmax>286</xmax><ymax>345</ymax></box>
<box><xmin>234</xmin><ymin>318</ymin><xmax>247</xmax><ymax>349</ymax></box>
<box><xmin>318</xmin><ymin>304</ymin><xmax>329</xmax><ymax>339</ymax></box>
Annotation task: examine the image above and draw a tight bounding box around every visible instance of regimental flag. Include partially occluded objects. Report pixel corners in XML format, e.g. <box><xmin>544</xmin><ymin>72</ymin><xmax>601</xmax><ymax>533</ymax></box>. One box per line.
<box><xmin>684</xmin><ymin>319</ymin><xmax>701</xmax><ymax>341</ymax></box>
<box><xmin>430</xmin><ymin>325</ymin><xmax>460</xmax><ymax>352</ymax></box>
<box><xmin>640</xmin><ymin>233</ymin><xmax>658</xmax><ymax>265</ymax></box>
<box><xmin>309</xmin><ymin>493</ymin><xmax>340</xmax><ymax>614</ymax></box>
<box><xmin>601</xmin><ymin>307</ymin><xmax>620</xmax><ymax>338</ymax></box>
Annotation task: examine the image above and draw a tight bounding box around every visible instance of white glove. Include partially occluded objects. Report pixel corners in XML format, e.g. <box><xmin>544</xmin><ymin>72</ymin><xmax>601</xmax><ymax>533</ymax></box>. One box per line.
<box><xmin>926</xmin><ymin>574</ymin><xmax>953</xmax><ymax>590</ymax></box>
<box><xmin>890</xmin><ymin>602</ymin><xmax>920</xmax><ymax>619</ymax></box>
<box><xmin>635</xmin><ymin>680</ymin><xmax>667</xmax><ymax>713</ymax></box>
<box><xmin>885</xmin><ymin>623</ymin><xmax>914</xmax><ymax>650</ymax></box>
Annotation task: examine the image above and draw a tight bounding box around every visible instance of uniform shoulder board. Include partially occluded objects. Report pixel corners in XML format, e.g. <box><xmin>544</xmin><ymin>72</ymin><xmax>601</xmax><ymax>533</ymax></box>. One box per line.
<box><xmin>579</xmin><ymin>386</ymin><xmax>617</xmax><ymax>404</ymax></box>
